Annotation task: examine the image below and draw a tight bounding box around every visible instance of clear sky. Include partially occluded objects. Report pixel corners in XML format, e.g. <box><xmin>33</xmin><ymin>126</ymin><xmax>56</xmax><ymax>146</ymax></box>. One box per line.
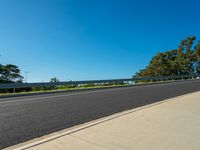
<box><xmin>0</xmin><ymin>0</ymin><xmax>199</xmax><ymax>82</ymax></box>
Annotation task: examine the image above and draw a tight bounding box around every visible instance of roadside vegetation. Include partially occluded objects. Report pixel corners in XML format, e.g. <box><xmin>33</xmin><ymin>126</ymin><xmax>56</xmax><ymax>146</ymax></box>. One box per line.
<box><xmin>0</xmin><ymin>82</ymin><xmax>129</xmax><ymax>95</ymax></box>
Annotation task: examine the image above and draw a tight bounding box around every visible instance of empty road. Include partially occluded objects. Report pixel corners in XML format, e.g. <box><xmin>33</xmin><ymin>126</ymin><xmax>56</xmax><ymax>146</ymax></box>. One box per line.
<box><xmin>1</xmin><ymin>80</ymin><xmax>200</xmax><ymax>149</ymax></box>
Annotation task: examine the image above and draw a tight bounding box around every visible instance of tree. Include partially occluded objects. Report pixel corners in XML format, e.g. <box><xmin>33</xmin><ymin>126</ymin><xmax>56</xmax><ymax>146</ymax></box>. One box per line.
<box><xmin>50</xmin><ymin>77</ymin><xmax>60</xmax><ymax>83</ymax></box>
<box><xmin>0</xmin><ymin>64</ymin><xmax>23</xmax><ymax>83</ymax></box>
<box><xmin>195</xmin><ymin>41</ymin><xmax>200</xmax><ymax>73</ymax></box>
<box><xmin>185</xmin><ymin>36</ymin><xmax>196</xmax><ymax>52</ymax></box>
<box><xmin>134</xmin><ymin>36</ymin><xmax>200</xmax><ymax>78</ymax></box>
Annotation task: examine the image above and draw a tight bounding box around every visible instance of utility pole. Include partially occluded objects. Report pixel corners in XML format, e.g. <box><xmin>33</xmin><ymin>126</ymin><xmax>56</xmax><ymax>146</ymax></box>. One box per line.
<box><xmin>25</xmin><ymin>71</ymin><xmax>29</xmax><ymax>83</ymax></box>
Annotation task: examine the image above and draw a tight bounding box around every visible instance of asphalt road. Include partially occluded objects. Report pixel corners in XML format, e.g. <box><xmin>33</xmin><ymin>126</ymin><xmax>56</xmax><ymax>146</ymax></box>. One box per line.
<box><xmin>1</xmin><ymin>80</ymin><xmax>200</xmax><ymax>149</ymax></box>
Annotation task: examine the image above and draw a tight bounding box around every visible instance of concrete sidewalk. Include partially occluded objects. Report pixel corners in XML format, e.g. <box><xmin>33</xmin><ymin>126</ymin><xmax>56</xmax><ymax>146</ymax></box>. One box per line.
<box><xmin>13</xmin><ymin>91</ymin><xmax>200</xmax><ymax>150</ymax></box>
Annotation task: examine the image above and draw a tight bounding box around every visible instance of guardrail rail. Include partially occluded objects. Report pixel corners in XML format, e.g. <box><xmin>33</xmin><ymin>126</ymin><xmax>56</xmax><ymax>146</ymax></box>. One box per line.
<box><xmin>0</xmin><ymin>74</ymin><xmax>199</xmax><ymax>91</ymax></box>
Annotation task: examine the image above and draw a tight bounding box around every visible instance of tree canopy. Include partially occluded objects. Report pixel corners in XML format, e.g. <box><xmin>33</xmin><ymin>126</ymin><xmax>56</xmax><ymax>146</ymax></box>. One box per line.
<box><xmin>0</xmin><ymin>64</ymin><xmax>23</xmax><ymax>83</ymax></box>
<box><xmin>50</xmin><ymin>77</ymin><xmax>60</xmax><ymax>83</ymax></box>
<box><xmin>134</xmin><ymin>36</ymin><xmax>200</xmax><ymax>77</ymax></box>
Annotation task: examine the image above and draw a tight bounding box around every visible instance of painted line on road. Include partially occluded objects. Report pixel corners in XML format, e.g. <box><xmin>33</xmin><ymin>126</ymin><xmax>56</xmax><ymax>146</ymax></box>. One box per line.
<box><xmin>1</xmin><ymin>80</ymin><xmax>196</xmax><ymax>105</ymax></box>
<box><xmin>0</xmin><ymin>86</ymin><xmax>137</xmax><ymax>104</ymax></box>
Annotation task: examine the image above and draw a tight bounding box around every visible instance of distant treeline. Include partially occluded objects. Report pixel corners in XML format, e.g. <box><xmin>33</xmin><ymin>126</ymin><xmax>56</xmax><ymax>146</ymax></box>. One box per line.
<box><xmin>134</xmin><ymin>36</ymin><xmax>200</xmax><ymax>77</ymax></box>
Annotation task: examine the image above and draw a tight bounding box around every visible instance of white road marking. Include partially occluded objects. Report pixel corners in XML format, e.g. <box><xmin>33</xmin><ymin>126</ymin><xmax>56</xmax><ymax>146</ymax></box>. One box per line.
<box><xmin>0</xmin><ymin>86</ymin><xmax>134</xmax><ymax>104</ymax></box>
<box><xmin>0</xmin><ymin>81</ymin><xmax>190</xmax><ymax>105</ymax></box>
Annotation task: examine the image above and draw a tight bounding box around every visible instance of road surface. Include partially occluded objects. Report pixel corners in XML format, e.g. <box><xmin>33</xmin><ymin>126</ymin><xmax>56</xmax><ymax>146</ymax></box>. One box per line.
<box><xmin>0</xmin><ymin>80</ymin><xmax>200</xmax><ymax>149</ymax></box>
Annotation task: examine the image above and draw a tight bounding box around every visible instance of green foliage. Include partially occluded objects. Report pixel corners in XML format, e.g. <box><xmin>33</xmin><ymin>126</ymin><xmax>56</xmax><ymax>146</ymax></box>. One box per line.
<box><xmin>135</xmin><ymin>36</ymin><xmax>200</xmax><ymax>77</ymax></box>
<box><xmin>50</xmin><ymin>77</ymin><xmax>60</xmax><ymax>83</ymax></box>
<box><xmin>0</xmin><ymin>64</ymin><xmax>23</xmax><ymax>83</ymax></box>
<box><xmin>195</xmin><ymin>41</ymin><xmax>200</xmax><ymax>73</ymax></box>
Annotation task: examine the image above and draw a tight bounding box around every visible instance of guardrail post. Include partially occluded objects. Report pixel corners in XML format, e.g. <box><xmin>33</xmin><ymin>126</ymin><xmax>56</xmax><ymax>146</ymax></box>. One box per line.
<box><xmin>13</xmin><ymin>88</ymin><xmax>15</xmax><ymax>93</ymax></box>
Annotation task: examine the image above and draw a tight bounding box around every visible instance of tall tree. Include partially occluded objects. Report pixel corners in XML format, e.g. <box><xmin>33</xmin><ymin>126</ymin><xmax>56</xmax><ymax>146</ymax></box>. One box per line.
<box><xmin>0</xmin><ymin>64</ymin><xmax>23</xmax><ymax>83</ymax></box>
<box><xmin>134</xmin><ymin>36</ymin><xmax>199</xmax><ymax>78</ymax></box>
<box><xmin>195</xmin><ymin>41</ymin><xmax>200</xmax><ymax>73</ymax></box>
<box><xmin>50</xmin><ymin>77</ymin><xmax>60</xmax><ymax>83</ymax></box>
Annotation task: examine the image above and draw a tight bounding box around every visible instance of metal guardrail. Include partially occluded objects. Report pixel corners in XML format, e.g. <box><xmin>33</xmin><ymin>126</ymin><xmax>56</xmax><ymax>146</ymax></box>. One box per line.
<box><xmin>0</xmin><ymin>74</ymin><xmax>199</xmax><ymax>89</ymax></box>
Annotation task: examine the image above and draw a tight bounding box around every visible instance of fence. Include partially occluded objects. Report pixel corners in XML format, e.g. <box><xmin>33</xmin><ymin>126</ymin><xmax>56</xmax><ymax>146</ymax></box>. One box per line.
<box><xmin>0</xmin><ymin>74</ymin><xmax>199</xmax><ymax>90</ymax></box>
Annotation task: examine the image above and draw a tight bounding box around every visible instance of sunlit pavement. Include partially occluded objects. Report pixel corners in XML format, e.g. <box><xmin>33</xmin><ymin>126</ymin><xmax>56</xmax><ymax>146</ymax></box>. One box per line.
<box><xmin>13</xmin><ymin>91</ymin><xmax>200</xmax><ymax>150</ymax></box>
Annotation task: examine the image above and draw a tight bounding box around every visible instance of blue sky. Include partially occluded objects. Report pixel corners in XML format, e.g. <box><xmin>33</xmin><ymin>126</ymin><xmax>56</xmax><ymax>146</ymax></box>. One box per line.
<box><xmin>0</xmin><ymin>0</ymin><xmax>199</xmax><ymax>82</ymax></box>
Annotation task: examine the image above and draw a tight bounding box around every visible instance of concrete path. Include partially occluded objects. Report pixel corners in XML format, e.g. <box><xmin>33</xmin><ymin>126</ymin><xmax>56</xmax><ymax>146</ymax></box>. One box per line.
<box><xmin>13</xmin><ymin>91</ymin><xmax>200</xmax><ymax>150</ymax></box>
